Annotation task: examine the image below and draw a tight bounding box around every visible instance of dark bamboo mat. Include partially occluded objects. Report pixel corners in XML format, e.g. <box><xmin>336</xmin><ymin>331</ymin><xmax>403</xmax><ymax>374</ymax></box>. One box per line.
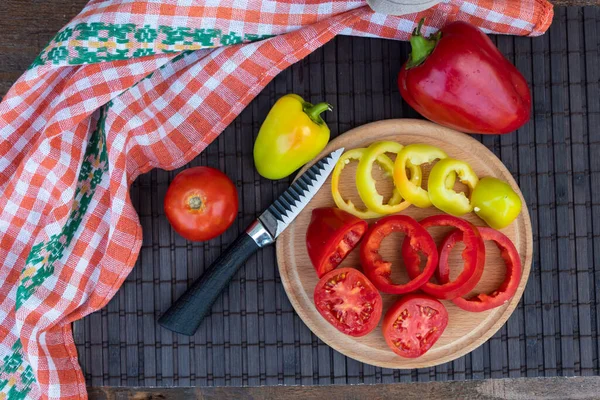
<box><xmin>73</xmin><ymin>6</ymin><xmax>600</xmax><ymax>386</ymax></box>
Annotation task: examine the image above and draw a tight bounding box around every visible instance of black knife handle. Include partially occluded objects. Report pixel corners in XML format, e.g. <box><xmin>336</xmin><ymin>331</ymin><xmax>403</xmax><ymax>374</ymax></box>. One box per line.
<box><xmin>158</xmin><ymin>232</ymin><xmax>260</xmax><ymax>336</ymax></box>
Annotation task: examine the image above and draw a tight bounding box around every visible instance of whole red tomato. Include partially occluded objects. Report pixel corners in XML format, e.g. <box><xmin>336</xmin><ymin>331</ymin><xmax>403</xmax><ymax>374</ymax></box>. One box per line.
<box><xmin>164</xmin><ymin>167</ymin><xmax>238</xmax><ymax>242</ymax></box>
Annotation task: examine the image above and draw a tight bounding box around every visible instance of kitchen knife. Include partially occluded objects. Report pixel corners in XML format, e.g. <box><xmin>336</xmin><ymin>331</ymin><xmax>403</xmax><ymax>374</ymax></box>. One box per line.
<box><xmin>158</xmin><ymin>148</ymin><xmax>344</xmax><ymax>336</ymax></box>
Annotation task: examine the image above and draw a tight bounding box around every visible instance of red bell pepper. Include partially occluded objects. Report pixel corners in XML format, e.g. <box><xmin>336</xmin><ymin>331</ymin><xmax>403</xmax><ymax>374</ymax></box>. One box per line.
<box><xmin>360</xmin><ymin>215</ymin><xmax>438</xmax><ymax>294</ymax></box>
<box><xmin>306</xmin><ymin>208</ymin><xmax>368</xmax><ymax>278</ymax></box>
<box><xmin>438</xmin><ymin>227</ymin><xmax>522</xmax><ymax>312</ymax></box>
<box><xmin>403</xmin><ymin>215</ymin><xmax>485</xmax><ymax>300</ymax></box>
<box><xmin>398</xmin><ymin>19</ymin><xmax>531</xmax><ymax>135</ymax></box>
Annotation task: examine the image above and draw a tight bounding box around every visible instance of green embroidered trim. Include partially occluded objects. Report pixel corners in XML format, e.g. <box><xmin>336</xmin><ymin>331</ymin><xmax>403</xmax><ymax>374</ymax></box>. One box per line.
<box><xmin>5</xmin><ymin>107</ymin><xmax>111</xmax><ymax>399</ymax></box>
<box><xmin>16</xmin><ymin>108</ymin><xmax>109</xmax><ymax>310</ymax></box>
<box><xmin>0</xmin><ymin>340</ymin><xmax>35</xmax><ymax>399</ymax></box>
<box><xmin>30</xmin><ymin>23</ymin><xmax>274</xmax><ymax>68</ymax></box>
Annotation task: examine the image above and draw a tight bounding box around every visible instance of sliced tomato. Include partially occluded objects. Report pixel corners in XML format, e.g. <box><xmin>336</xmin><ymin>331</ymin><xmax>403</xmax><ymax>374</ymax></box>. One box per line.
<box><xmin>306</xmin><ymin>208</ymin><xmax>368</xmax><ymax>277</ymax></box>
<box><xmin>403</xmin><ymin>215</ymin><xmax>485</xmax><ymax>300</ymax></box>
<box><xmin>360</xmin><ymin>215</ymin><xmax>438</xmax><ymax>294</ymax></box>
<box><xmin>314</xmin><ymin>268</ymin><xmax>383</xmax><ymax>337</ymax></box>
<box><xmin>438</xmin><ymin>227</ymin><xmax>522</xmax><ymax>312</ymax></box>
<box><xmin>382</xmin><ymin>294</ymin><xmax>448</xmax><ymax>358</ymax></box>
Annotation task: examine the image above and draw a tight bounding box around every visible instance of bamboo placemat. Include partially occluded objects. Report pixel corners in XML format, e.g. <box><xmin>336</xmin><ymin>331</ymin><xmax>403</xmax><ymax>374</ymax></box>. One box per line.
<box><xmin>73</xmin><ymin>6</ymin><xmax>600</xmax><ymax>386</ymax></box>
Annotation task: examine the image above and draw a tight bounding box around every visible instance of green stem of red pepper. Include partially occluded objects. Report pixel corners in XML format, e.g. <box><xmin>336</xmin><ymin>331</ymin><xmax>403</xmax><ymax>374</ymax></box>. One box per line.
<box><xmin>303</xmin><ymin>102</ymin><xmax>333</xmax><ymax>126</ymax></box>
<box><xmin>406</xmin><ymin>18</ymin><xmax>441</xmax><ymax>69</ymax></box>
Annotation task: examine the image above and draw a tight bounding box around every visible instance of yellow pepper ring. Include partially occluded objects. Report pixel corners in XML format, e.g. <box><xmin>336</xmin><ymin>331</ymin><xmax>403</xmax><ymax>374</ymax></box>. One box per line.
<box><xmin>356</xmin><ymin>141</ymin><xmax>422</xmax><ymax>215</ymax></box>
<box><xmin>445</xmin><ymin>171</ymin><xmax>457</xmax><ymax>189</ymax></box>
<box><xmin>428</xmin><ymin>158</ymin><xmax>479</xmax><ymax>216</ymax></box>
<box><xmin>331</xmin><ymin>148</ymin><xmax>401</xmax><ymax>219</ymax></box>
<box><xmin>393</xmin><ymin>144</ymin><xmax>448</xmax><ymax>208</ymax></box>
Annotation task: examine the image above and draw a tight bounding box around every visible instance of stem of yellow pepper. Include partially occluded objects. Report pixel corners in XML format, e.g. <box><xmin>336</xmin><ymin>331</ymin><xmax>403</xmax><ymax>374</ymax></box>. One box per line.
<box><xmin>304</xmin><ymin>102</ymin><xmax>333</xmax><ymax>125</ymax></box>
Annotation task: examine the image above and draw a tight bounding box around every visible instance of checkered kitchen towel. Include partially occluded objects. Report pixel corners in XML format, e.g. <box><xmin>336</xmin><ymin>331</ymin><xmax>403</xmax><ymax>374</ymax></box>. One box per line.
<box><xmin>0</xmin><ymin>0</ymin><xmax>552</xmax><ymax>398</ymax></box>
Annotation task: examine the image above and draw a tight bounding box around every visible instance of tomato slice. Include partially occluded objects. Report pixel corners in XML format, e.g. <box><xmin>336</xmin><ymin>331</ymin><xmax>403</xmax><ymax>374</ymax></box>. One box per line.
<box><xmin>306</xmin><ymin>208</ymin><xmax>368</xmax><ymax>278</ymax></box>
<box><xmin>314</xmin><ymin>268</ymin><xmax>383</xmax><ymax>337</ymax></box>
<box><xmin>438</xmin><ymin>227</ymin><xmax>522</xmax><ymax>312</ymax></box>
<box><xmin>360</xmin><ymin>215</ymin><xmax>438</xmax><ymax>294</ymax></box>
<box><xmin>382</xmin><ymin>294</ymin><xmax>448</xmax><ymax>358</ymax></box>
<box><xmin>403</xmin><ymin>215</ymin><xmax>485</xmax><ymax>300</ymax></box>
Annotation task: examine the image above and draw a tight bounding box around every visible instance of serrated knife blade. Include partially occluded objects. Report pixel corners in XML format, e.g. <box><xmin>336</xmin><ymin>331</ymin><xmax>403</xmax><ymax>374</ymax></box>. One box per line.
<box><xmin>258</xmin><ymin>147</ymin><xmax>344</xmax><ymax>239</ymax></box>
<box><xmin>158</xmin><ymin>148</ymin><xmax>344</xmax><ymax>336</ymax></box>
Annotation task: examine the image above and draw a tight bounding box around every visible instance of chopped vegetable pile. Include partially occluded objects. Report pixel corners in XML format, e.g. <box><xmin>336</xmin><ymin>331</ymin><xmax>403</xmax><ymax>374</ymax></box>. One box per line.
<box><xmin>333</xmin><ymin>141</ymin><xmax>522</xmax><ymax>229</ymax></box>
<box><xmin>308</xmin><ymin>139</ymin><xmax>523</xmax><ymax>359</ymax></box>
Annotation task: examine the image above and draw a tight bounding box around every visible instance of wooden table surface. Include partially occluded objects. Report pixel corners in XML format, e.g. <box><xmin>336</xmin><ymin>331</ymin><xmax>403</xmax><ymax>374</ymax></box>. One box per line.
<box><xmin>2</xmin><ymin>1</ymin><xmax>600</xmax><ymax>399</ymax></box>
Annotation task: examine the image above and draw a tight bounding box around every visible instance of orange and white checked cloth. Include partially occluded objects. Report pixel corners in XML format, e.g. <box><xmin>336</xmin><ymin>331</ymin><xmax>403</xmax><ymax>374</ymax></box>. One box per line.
<box><xmin>0</xmin><ymin>0</ymin><xmax>552</xmax><ymax>398</ymax></box>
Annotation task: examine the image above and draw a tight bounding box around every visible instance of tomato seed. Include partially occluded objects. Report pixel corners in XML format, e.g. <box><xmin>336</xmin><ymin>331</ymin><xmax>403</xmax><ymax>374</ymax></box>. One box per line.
<box><xmin>419</xmin><ymin>305</ymin><xmax>438</xmax><ymax>318</ymax></box>
<box><xmin>393</xmin><ymin>339</ymin><xmax>411</xmax><ymax>350</ymax></box>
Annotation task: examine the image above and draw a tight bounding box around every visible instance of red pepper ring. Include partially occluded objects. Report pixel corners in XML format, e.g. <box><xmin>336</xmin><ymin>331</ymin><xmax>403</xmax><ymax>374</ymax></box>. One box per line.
<box><xmin>360</xmin><ymin>215</ymin><xmax>439</xmax><ymax>294</ymax></box>
<box><xmin>438</xmin><ymin>227</ymin><xmax>522</xmax><ymax>312</ymax></box>
<box><xmin>403</xmin><ymin>215</ymin><xmax>485</xmax><ymax>300</ymax></box>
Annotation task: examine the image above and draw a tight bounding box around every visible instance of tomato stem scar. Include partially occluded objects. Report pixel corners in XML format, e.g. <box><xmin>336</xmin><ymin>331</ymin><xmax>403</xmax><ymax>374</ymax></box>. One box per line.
<box><xmin>188</xmin><ymin>196</ymin><xmax>203</xmax><ymax>210</ymax></box>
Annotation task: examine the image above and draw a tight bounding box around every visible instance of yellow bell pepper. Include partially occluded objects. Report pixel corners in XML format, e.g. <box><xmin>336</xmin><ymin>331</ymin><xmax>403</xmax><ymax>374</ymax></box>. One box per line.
<box><xmin>393</xmin><ymin>144</ymin><xmax>448</xmax><ymax>208</ymax></box>
<box><xmin>356</xmin><ymin>141</ymin><xmax>422</xmax><ymax>215</ymax></box>
<box><xmin>253</xmin><ymin>94</ymin><xmax>332</xmax><ymax>180</ymax></box>
<box><xmin>332</xmin><ymin>148</ymin><xmax>402</xmax><ymax>219</ymax></box>
<box><xmin>428</xmin><ymin>158</ymin><xmax>479</xmax><ymax>216</ymax></box>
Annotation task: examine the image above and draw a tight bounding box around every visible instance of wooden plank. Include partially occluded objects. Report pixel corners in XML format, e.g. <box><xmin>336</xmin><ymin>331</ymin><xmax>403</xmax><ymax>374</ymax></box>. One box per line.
<box><xmin>225</xmin><ymin>113</ymin><xmax>243</xmax><ymax>389</ymax></box>
<box><xmin>368</xmin><ymin>34</ymin><xmax>393</xmax><ymax>388</ymax></box>
<box><xmin>125</xmin><ymin>183</ymin><xmax>141</xmax><ymax>386</ymax></box>
<box><xmin>495</xmin><ymin>33</ymin><xmax>522</xmax><ymax>378</ymax></box>
<box><xmin>513</xmin><ymin>33</ymin><xmax>542</xmax><ymax>378</ymax></box>
<box><xmin>205</xmin><ymin>120</ymin><xmax>226</xmax><ymax>387</ymax></box>
<box><xmin>0</xmin><ymin>0</ymin><xmax>88</xmax><ymax>96</ymax></box>
<box><xmin>548</xmin><ymin>7</ymin><xmax>576</xmax><ymax>376</ymax></box>
<box><xmin>553</xmin><ymin>0</ymin><xmax>600</xmax><ymax>4</ymax></box>
<box><xmin>583</xmin><ymin>6</ymin><xmax>600</xmax><ymax>376</ymax></box>
<box><xmin>137</xmin><ymin>171</ymin><xmax>158</xmax><ymax>386</ymax></box>
<box><xmin>237</xmin><ymin>81</ymin><xmax>258</xmax><ymax>387</ymax></box>
<box><xmin>565</xmin><ymin>6</ymin><xmax>595</xmax><ymax>377</ymax></box>
<box><xmin>531</xmin><ymin>18</ymin><xmax>559</xmax><ymax>377</ymax></box>
<box><xmin>335</xmin><ymin>36</ymin><xmax>359</xmax><ymax>386</ymax></box>
<box><xmin>320</xmin><ymin>38</ymin><xmax>348</xmax><ymax>386</ymax></box>
<box><xmin>1</xmin><ymin>0</ymin><xmax>599</xmax><ymax>391</ymax></box>
<box><xmin>307</xmin><ymin>41</ymin><xmax>335</xmax><ymax>387</ymax></box>
<box><xmin>88</xmin><ymin>376</ymin><xmax>600</xmax><ymax>399</ymax></box>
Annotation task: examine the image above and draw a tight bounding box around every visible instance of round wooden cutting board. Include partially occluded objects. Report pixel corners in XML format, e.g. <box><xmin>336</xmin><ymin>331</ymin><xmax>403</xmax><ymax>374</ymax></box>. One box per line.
<box><xmin>276</xmin><ymin>119</ymin><xmax>533</xmax><ymax>369</ymax></box>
